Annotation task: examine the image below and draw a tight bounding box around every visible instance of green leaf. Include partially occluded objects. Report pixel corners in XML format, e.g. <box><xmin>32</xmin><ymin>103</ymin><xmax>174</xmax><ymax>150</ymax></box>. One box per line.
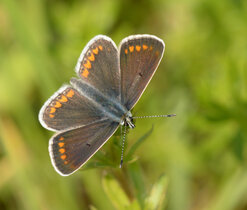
<box><xmin>128</xmin><ymin>199</ymin><xmax>141</xmax><ymax>210</ymax></box>
<box><xmin>89</xmin><ymin>205</ymin><xmax>98</xmax><ymax>210</ymax></box>
<box><xmin>144</xmin><ymin>174</ymin><xmax>169</xmax><ymax>210</ymax></box>
<box><xmin>102</xmin><ymin>174</ymin><xmax>131</xmax><ymax>210</ymax></box>
<box><xmin>128</xmin><ymin>162</ymin><xmax>146</xmax><ymax>208</ymax></box>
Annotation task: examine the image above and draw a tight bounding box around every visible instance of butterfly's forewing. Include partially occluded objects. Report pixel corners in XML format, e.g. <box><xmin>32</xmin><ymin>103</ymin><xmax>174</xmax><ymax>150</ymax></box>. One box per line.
<box><xmin>39</xmin><ymin>35</ymin><xmax>122</xmax><ymax>132</ymax></box>
<box><xmin>75</xmin><ymin>35</ymin><xmax>120</xmax><ymax>101</ymax></box>
<box><xmin>119</xmin><ymin>35</ymin><xmax>165</xmax><ymax>110</ymax></box>
<box><xmin>39</xmin><ymin>86</ymin><xmax>106</xmax><ymax>131</ymax></box>
<box><xmin>49</xmin><ymin>119</ymin><xmax>119</xmax><ymax>176</ymax></box>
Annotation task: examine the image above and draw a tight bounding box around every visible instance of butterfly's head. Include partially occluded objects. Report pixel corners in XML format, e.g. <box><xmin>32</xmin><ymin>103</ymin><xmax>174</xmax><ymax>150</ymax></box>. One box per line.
<box><xmin>120</xmin><ymin>111</ymin><xmax>135</xmax><ymax>129</ymax></box>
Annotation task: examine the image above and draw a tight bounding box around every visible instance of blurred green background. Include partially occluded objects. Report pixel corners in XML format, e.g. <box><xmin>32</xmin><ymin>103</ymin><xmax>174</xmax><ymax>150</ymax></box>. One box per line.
<box><xmin>1</xmin><ymin>0</ymin><xmax>247</xmax><ymax>209</ymax></box>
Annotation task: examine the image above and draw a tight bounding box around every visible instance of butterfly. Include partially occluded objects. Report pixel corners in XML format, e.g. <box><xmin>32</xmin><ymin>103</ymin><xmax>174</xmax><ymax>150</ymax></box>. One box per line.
<box><xmin>39</xmin><ymin>35</ymin><xmax>165</xmax><ymax>176</ymax></box>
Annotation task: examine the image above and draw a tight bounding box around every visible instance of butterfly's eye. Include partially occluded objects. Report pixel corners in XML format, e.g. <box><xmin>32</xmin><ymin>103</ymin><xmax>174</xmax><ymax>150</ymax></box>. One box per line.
<box><xmin>130</xmin><ymin>117</ymin><xmax>134</xmax><ymax>123</ymax></box>
<box><xmin>131</xmin><ymin>117</ymin><xmax>136</xmax><ymax>126</ymax></box>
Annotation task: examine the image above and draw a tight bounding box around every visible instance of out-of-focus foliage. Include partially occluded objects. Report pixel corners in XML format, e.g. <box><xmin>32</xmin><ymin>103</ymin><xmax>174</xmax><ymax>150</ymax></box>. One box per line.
<box><xmin>0</xmin><ymin>0</ymin><xmax>247</xmax><ymax>209</ymax></box>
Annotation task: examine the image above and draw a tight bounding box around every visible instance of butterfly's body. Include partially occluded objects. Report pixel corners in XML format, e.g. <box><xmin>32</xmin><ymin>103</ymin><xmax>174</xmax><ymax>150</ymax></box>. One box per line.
<box><xmin>39</xmin><ymin>35</ymin><xmax>165</xmax><ymax>176</ymax></box>
<box><xmin>71</xmin><ymin>78</ymin><xmax>128</xmax><ymax>124</ymax></box>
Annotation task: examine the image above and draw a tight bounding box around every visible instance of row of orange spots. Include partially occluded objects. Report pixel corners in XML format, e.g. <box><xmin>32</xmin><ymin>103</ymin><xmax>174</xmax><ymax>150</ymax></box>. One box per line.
<box><xmin>124</xmin><ymin>44</ymin><xmax>151</xmax><ymax>54</ymax></box>
<box><xmin>48</xmin><ymin>89</ymin><xmax>75</xmax><ymax>118</ymax></box>
<box><xmin>81</xmin><ymin>44</ymin><xmax>103</xmax><ymax>78</ymax></box>
<box><xmin>58</xmin><ymin>136</ymin><xmax>68</xmax><ymax>164</ymax></box>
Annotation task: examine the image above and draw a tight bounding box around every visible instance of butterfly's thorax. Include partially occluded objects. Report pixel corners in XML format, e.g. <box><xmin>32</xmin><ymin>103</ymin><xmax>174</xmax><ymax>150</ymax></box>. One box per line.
<box><xmin>71</xmin><ymin>78</ymin><xmax>128</xmax><ymax>123</ymax></box>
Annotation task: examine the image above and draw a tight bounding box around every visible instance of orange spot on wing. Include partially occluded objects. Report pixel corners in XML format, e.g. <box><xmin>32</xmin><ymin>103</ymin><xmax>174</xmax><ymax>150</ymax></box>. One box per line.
<box><xmin>60</xmin><ymin>154</ymin><xmax>66</xmax><ymax>160</ymax></box>
<box><xmin>88</xmin><ymin>53</ymin><xmax>95</xmax><ymax>61</ymax></box>
<box><xmin>54</xmin><ymin>101</ymin><xmax>62</xmax><ymax>108</ymax></box>
<box><xmin>50</xmin><ymin>107</ymin><xmax>56</xmax><ymax>113</ymax></box>
<box><xmin>155</xmin><ymin>51</ymin><xmax>160</xmax><ymax>56</ymax></box>
<box><xmin>49</xmin><ymin>114</ymin><xmax>54</xmax><ymax>118</ymax></box>
<box><xmin>150</xmin><ymin>46</ymin><xmax>153</xmax><ymax>50</ymax></box>
<box><xmin>66</xmin><ymin>89</ymin><xmax>74</xmax><ymax>98</ymax></box>
<box><xmin>59</xmin><ymin>148</ymin><xmax>65</xmax><ymax>154</ymax></box>
<box><xmin>143</xmin><ymin>44</ymin><xmax>148</xmax><ymax>50</ymax></box>
<box><xmin>59</xmin><ymin>137</ymin><xmax>64</xmax><ymax>141</ymax></box>
<box><xmin>129</xmin><ymin>46</ymin><xmax>134</xmax><ymax>52</ymax></box>
<box><xmin>93</xmin><ymin>48</ymin><xmax>99</xmax><ymax>54</ymax></box>
<box><xmin>124</xmin><ymin>49</ymin><xmax>128</xmax><ymax>54</ymax></box>
<box><xmin>58</xmin><ymin>142</ymin><xmax>64</xmax><ymax>147</ymax></box>
<box><xmin>83</xmin><ymin>60</ymin><xmax>92</xmax><ymax>69</ymax></box>
<box><xmin>82</xmin><ymin>69</ymin><xmax>89</xmax><ymax>78</ymax></box>
<box><xmin>64</xmin><ymin>160</ymin><xmax>68</xmax><ymax>165</ymax></box>
<box><xmin>59</xmin><ymin>95</ymin><xmax>68</xmax><ymax>103</ymax></box>
<box><xmin>136</xmin><ymin>45</ymin><xmax>141</xmax><ymax>51</ymax></box>
<box><xmin>98</xmin><ymin>45</ymin><xmax>103</xmax><ymax>51</ymax></box>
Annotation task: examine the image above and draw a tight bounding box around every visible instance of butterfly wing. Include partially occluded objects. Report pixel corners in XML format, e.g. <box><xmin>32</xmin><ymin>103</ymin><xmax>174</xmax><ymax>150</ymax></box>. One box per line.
<box><xmin>39</xmin><ymin>35</ymin><xmax>122</xmax><ymax>132</ymax></box>
<box><xmin>39</xmin><ymin>85</ymin><xmax>107</xmax><ymax>131</ymax></box>
<box><xmin>119</xmin><ymin>35</ymin><xmax>165</xmax><ymax>110</ymax></box>
<box><xmin>49</xmin><ymin>119</ymin><xmax>119</xmax><ymax>176</ymax></box>
<box><xmin>75</xmin><ymin>35</ymin><xmax>120</xmax><ymax>101</ymax></box>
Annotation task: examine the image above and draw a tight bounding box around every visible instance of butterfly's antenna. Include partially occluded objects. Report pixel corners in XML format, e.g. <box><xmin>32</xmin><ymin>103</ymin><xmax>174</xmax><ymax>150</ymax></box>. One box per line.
<box><xmin>119</xmin><ymin>124</ymin><xmax>127</xmax><ymax>168</ymax></box>
<box><xmin>133</xmin><ymin>114</ymin><xmax>176</xmax><ymax>119</ymax></box>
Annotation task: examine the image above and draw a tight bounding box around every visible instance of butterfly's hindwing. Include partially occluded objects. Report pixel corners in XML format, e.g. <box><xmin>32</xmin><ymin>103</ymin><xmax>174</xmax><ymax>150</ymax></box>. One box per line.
<box><xmin>49</xmin><ymin>119</ymin><xmax>119</xmax><ymax>176</ymax></box>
